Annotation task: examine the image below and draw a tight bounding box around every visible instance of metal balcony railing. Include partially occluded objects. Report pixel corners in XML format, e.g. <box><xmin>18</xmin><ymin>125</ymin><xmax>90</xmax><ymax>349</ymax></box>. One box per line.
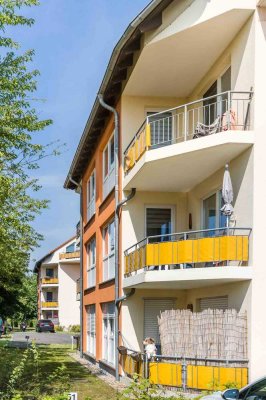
<box><xmin>41</xmin><ymin>301</ymin><xmax>59</xmax><ymax>308</ymax></box>
<box><xmin>120</xmin><ymin>350</ymin><xmax>248</xmax><ymax>391</ymax></box>
<box><xmin>124</xmin><ymin>227</ymin><xmax>251</xmax><ymax>276</ymax></box>
<box><xmin>41</xmin><ymin>277</ymin><xmax>59</xmax><ymax>284</ymax></box>
<box><xmin>59</xmin><ymin>250</ymin><xmax>80</xmax><ymax>260</ymax></box>
<box><xmin>124</xmin><ymin>90</ymin><xmax>253</xmax><ymax>173</ymax></box>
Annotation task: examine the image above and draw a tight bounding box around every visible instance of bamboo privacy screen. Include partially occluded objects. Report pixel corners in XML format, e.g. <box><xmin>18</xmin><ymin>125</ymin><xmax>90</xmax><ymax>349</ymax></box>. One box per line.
<box><xmin>158</xmin><ymin>309</ymin><xmax>247</xmax><ymax>366</ymax></box>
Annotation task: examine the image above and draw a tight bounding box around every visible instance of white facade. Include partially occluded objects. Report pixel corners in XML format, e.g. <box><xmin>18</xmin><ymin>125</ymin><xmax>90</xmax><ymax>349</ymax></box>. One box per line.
<box><xmin>119</xmin><ymin>0</ymin><xmax>265</xmax><ymax>382</ymax></box>
<box><xmin>36</xmin><ymin>237</ymin><xmax>80</xmax><ymax>328</ymax></box>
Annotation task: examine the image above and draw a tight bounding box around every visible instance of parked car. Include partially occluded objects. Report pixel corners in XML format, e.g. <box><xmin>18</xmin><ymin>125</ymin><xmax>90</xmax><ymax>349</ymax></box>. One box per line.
<box><xmin>201</xmin><ymin>376</ymin><xmax>266</xmax><ymax>400</ymax></box>
<box><xmin>36</xmin><ymin>319</ymin><xmax>55</xmax><ymax>333</ymax></box>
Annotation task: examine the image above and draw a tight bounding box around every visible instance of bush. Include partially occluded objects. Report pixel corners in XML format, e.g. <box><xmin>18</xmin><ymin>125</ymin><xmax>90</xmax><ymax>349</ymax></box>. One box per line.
<box><xmin>55</xmin><ymin>325</ymin><xmax>64</xmax><ymax>332</ymax></box>
<box><xmin>117</xmin><ymin>374</ymin><xmax>179</xmax><ymax>400</ymax></box>
<box><xmin>29</xmin><ymin>320</ymin><xmax>34</xmax><ymax>328</ymax></box>
<box><xmin>68</xmin><ymin>325</ymin><xmax>80</xmax><ymax>333</ymax></box>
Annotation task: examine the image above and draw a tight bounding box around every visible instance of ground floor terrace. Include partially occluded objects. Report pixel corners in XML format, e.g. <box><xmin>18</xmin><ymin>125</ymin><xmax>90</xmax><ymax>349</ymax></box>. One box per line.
<box><xmin>120</xmin><ymin>280</ymin><xmax>251</xmax><ymax>390</ymax></box>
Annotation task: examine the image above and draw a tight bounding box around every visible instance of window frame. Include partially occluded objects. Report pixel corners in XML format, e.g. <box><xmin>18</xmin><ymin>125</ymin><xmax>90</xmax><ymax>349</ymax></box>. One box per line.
<box><xmin>102</xmin><ymin>134</ymin><xmax>115</xmax><ymax>199</ymax></box>
<box><xmin>201</xmin><ymin>189</ymin><xmax>227</xmax><ymax>231</ymax></box>
<box><xmin>87</xmin><ymin>237</ymin><xmax>96</xmax><ymax>288</ymax></box>
<box><xmin>87</xmin><ymin>169</ymin><xmax>96</xmax><ymax>221</ymax></box>
<box><xmin>102</xmin><ymin>302</ymin><xmax>115</xmax><ymax>365</ymax></box>
<box><xmin>144</xmin><ymin>204</ymin><xmax>175</xmax><ymax>238</ymax></box>
<box><xmin>86</xmin><ymin>304</ymin><xmax>96</xmax><ymax>356</ymax></box>
<box><xmin>102</xmin><ymin>219</ymin><xmax>115</xmax><ymax>282</ymax></box>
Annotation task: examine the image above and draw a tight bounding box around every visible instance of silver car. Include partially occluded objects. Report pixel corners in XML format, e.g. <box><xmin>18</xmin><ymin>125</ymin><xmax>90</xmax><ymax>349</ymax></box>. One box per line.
<box><xmin>202</xmin><ymin>377</ymin><xmax>266</xmax><ymax>400</ymax></box>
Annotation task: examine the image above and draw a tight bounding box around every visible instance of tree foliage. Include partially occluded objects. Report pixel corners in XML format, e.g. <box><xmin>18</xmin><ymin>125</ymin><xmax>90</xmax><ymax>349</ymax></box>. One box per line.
<box><xmin>0</xmin><ymin>0</ymin><xmax>54</xmax><ymax>317</ymax></box>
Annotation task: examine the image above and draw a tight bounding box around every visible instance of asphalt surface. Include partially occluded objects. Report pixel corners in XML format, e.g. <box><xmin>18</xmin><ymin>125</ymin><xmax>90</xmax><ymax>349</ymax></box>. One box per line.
<box><xmin>10</xmin><ymin>331</ymin><xmax>73</xmax><ymax>345</ymax></box>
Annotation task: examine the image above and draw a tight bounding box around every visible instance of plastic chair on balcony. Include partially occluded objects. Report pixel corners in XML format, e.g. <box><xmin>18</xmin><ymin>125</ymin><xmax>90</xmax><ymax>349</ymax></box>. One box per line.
<box><xmin>193</xmin><ymin>115</ymin><xmax>221</xmax><ymax>139</ymax></box>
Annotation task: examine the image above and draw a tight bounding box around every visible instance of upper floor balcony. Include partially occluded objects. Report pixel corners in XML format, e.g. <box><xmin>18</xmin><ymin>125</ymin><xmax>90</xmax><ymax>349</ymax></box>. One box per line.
<box><xmin>123</xmin><ymin>91</ymin><xmax>254</xmax><ymax>191</ymax></box>
<box><xmin>59</xmin><ymin>250</ymin><xmax>80</xmax><ymax>261</ymax></box>
<box><xmin>123</xmin><ymin>227</ymin><xmax>252</xmax><ymax>290</ymax></box>
<box><xmin>41</xmin><ymin>301</ymin><xmax>59</xmax><ymax>309</ymax></box>
<box><xmin>41</xmin><ymin>277</ymin><xmax>59</xmax><ymax>285</ymax></box>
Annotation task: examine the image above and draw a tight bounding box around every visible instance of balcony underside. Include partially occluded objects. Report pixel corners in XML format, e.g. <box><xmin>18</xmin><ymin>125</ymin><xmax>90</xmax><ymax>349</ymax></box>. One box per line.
<box><xmin>123</xmin><ymin>131</ymin><xmax>254</xmax><ymax>191</ymax></box>
<box><xmin>124</xmin><ymin>7</ymin><xmax>254</xmax><ymax>97</ymax></box>
<box><xmin>123</xmin><ymin>266</ymin><xmax>252</xmax><ymax>290</ymax></box>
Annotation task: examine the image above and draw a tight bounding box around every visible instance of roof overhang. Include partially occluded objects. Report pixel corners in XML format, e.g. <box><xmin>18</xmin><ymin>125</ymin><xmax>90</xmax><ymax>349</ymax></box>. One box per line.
<box><xmin>64</xmin><ymin>0</ymin><xmax>175</xmax><ymax>190</ymax></box>
<box><xmin>124</xmin><ymin>8</ymin><xmax>254</xmax><ymax>97</ymax></box>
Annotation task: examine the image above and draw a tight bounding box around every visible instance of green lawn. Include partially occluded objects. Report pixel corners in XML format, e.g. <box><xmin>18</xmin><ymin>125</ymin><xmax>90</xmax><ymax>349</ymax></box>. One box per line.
<box><xmin>0</xmin><ymin>343</ymin><xmax>117</xmax><ymax>400</ymax></box>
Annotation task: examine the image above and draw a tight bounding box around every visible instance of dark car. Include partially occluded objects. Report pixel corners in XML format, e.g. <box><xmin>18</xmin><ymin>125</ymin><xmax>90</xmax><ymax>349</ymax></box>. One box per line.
<box><xmin>201</xmin><ymin>376</ymin><xmax>266</xmax><ymax>400</ymax></box>
<box><xmin>36</xmin><ymin>319</ymin><xmax>55</xmax><ymax>333</ymax></box>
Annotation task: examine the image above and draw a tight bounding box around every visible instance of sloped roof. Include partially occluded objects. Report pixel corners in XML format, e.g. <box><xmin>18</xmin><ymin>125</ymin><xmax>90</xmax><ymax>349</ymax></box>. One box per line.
<box><xmin>64</xmin><ymin>0</ymin><xmax>174</xmax><ymax>190</ymax></box>
<box><xmin>33</xmin><ymin>235</ymin><xmax>76</xmax><ymax>272</ymax></box>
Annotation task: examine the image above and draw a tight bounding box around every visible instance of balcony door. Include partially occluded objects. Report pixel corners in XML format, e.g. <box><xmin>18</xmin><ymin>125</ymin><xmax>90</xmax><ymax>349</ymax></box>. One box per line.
<box><xmin>147</xmin><ymin>111</ymin><xmax>173</xmax><ymax>147</ymax></box>
<box><xmin>202</xmin><ymin>190</ymin><xmax>227</xmax><ymax>234</ymax></box>
<box><xmin>203</xmin><ymin>67</ymin><xmax>231</xmax><ymax>125</ymax></box>
<box><xmin>145</xmin><ymin>206</ymin><xmax>174</xmax><ymax>243</ymax></box>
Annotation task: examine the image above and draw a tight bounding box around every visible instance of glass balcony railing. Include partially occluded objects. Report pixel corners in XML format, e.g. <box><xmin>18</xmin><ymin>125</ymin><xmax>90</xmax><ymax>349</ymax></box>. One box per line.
<box><xmin>124</xmin><ymin>90</ymin><xmax>253</xmax><ymax>174</ymax></box>
<box><xmin>124</xmin><ymin>227</ymin><xmax>251</xmax><ymax>276</ymax></box>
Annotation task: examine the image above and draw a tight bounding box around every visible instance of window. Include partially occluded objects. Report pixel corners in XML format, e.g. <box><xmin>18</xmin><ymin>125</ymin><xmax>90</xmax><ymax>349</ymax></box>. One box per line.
<box><xmin>103</xmin><ymin>135</ymin><xmax>115</xmax><ymax>199</ymax></box>
<box><xmin>203</xmin><ymin>67</ymin><xmax>231</xmax><ymax>124</ymax></box>
<box><xmin>146</xmin><ymin>206</ymin><xmax>174</xmax><ymax>243</ymax></box>
<box><xmin>87</xmin><ymin>237</ymin><xmax>96</xmax><ymax>288</ymax></box>
<box><xmin>102</xmin><ymin>220</ymin><xmax>115</xmax><ymax>281</ymax></box>
<box><xmin>147</xmin><ymin>111</ymin><xmax>172</xmax><ymax>147</ymax></box>
<box><xmin>102</xmin><ymin>302</ymin><xmax>115</xmax><ymax>364</ymax></box>
<box><xmin>46</xmin><ymin>268</ymin><xmax>54</xmax><ymax>278</ymax></box>
<box><xmin>86</xmin><ymin>305</ymin><xmax>96</xmax><ymax>356</ymax></box>
<box><xmin>46</xmin><ymin>292</ymin><xmax>53</xmax><ymax>302</ymax></box>
<box><xmin>144</xmin><ymin>299</ymin><xmax>175</xmax><ymax>352</ymax></box>
<box><xmin>198</xmin><ymin>296</ymin><xmax>228</xmax><ymax>312</ymax></box>
<box><xmin>66</xmin><ymin>242</ymin><xmax>75</xmax><ymax>253</ymax></box>
<box><xmin>202</xmin><ymin>190</ymin><xmax>227</xmax><ymax>233</ymax></box>
<box><xmin>87</xmin><ymin>170</ymin><xmax>96</xmax><ymax>221</ymax></box>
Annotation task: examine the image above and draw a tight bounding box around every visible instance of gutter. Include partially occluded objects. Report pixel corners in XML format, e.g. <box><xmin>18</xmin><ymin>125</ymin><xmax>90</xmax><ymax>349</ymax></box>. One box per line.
<box><xmin>68</xmin><ymin>177</ymin><xmax>83</xmax><ymax>358</ymax></box>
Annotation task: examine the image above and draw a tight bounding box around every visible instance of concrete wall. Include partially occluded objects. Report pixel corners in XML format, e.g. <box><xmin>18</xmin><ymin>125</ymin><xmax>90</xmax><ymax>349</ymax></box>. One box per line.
<box><xmin>58</xmin><ymin>263</ymin><xmax>80</xmax><ymax>327</ymax></box>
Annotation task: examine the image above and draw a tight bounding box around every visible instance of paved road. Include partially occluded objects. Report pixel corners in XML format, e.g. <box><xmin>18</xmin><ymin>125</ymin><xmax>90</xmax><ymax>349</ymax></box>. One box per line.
<box><xmin>10</xmin><ymin>331</ymin><xmax>73</xmax><ymax>345</ymax></box>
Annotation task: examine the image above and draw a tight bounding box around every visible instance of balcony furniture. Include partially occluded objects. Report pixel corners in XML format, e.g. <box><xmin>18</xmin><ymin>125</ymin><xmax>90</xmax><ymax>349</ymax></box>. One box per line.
<box><xmin>193</xmin><ymin>115</ymin><xmax>221</xmax><ymax>138</ymax></box>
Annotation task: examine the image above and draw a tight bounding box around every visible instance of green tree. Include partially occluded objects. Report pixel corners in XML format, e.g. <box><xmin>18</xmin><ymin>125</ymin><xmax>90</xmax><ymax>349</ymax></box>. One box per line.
<box><xmin>0</xmin><ymin>0</ymin><xmax>57</xmax><ymax>317</ymax></box>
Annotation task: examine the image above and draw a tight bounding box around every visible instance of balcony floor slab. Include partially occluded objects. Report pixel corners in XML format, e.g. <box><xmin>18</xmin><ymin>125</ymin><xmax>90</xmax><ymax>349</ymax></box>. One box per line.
<box><xmin>123</xmin><ymin>131</ymin><xmax>254</xmax><ymax>192</ymax></box>
<box><xmin>123</xmin><ymin>266</ymin><xmax>252</xmax><ymax>290</ymax></box>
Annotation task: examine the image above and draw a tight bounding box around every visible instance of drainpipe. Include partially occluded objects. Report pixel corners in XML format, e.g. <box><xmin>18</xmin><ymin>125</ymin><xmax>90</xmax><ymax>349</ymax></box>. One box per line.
<box><xmin>115</xmin><ymin>288</ymin><xmax>135</xmax><ymax>305</ymax></box>
<box><xmin>69</xmin><ymin>177</ymin><xmax>83</xmax><ymax>358</ymax></box>
<box><xmin>98</xmin><ymin>95</ymin><xmax>137</xmax><ymax>380</ymax></box>
<box><xmin>98</xmin><ymin>94</ymin><xmax>120</xmax><ymax>380</ymax></box>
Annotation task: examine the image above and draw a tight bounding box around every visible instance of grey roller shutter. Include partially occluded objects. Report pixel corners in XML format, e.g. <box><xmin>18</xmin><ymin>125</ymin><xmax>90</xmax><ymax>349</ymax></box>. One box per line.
<box><xmin>199</xmin><ymin>296</ymin><xmax>228</xmax><ymax>311</ymax></box>
<box><xmin>144</xmin><ymin>299</ymin><xmax>175</xmax><ymax>345</ymax></box>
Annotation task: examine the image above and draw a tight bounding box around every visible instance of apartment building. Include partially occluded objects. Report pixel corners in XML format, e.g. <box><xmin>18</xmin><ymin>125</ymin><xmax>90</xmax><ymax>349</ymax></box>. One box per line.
<box><xmin>64</xmin><ymin>0</ymin><xmax>266</xmax><ymax>389</ymax></box>
<box><xmin>34</xmin><ymin>236</ymin><xmax>80</xmax><ymax>328</ymax></box>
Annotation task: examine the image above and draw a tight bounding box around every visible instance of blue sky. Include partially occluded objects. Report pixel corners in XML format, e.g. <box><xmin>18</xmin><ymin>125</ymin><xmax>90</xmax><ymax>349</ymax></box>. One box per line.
<box><xmin>8</xmin><ymin>0</ymin><xmax>149</xmax><ymax>266</ymax></box>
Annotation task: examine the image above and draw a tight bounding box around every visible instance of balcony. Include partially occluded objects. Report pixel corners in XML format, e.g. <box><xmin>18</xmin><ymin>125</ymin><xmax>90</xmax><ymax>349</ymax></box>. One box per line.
<box><xmin>123</xmin><ymin>91</ymin><xmax>254</xmax><ymax>191</ymax></box>
<box><xmin>41</xmin><ymin>301</ymin><xmax>59</xmax><ymax>309</ymax></box>
<box><xmin>59</xmin><ymin>251</ymin><xmax>80</xmax><ymax>260</ymax></box>
<box><xmin>123</xmin><ymin>228</ymin><xmax>252</xmax><ymax>289</ymax></box>
<box><xmin>41</xmin><ymin>277</ymin><xmax>58</xmax><ymax>285</ymax></box>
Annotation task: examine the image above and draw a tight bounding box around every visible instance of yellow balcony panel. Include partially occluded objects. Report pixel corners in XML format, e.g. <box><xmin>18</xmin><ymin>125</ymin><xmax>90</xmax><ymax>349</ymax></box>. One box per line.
<box><xmin>59</xmin><ymin>251</ymin><xmax>80</xmax><ymax>260</ymax></box>
<box><xmin>41</xmin><ymin>278</ymin><xmax>58</xmax><ymax>284</ymax></box>
<box><xmin>186</xmin><ymin>365</ymin><xmax>248</xmax><ymax>390</ymax></box>
<box><xmin>42</xmin><ymin>301</ymin><xmax>58</xmax><ymax>308</ymax></box>
<box><xmin>124</xmin><ymin>229</ymin><xmax>251</xmax><ymax>289</ymax></box>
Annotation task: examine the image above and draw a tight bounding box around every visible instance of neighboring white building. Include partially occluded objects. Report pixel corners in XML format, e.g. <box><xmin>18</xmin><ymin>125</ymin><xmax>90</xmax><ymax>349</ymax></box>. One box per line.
<box><xmin>34</xmin><ymin>236</ymin><xmax>80</xmax><ymax>328</ymax></box>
